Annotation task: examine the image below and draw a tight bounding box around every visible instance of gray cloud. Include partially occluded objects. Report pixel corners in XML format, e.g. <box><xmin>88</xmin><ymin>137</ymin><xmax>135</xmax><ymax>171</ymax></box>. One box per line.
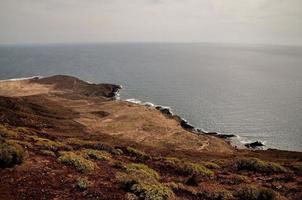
<box><xmin>0</xmin><ymin>0</ymin><xmax>301</xmax><ymax>45</ymax></box>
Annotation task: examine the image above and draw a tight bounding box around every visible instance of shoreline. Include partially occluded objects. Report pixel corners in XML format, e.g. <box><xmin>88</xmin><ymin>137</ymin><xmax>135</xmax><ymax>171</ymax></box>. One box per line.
<box><xmin>124</xmin><ymin>98</ymin><xmax>267</xmax><ymax>150</ymax></box>
<box><xmin>0</xmin><ymin>75</ymin><xmax>288</xmax><ymax>151</ymax></box>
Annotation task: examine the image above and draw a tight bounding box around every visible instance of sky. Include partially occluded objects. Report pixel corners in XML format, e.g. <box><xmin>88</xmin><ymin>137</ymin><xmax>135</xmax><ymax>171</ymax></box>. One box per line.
<box><xmin>0</xmin><ymin>0</ymin><xmax>302</xmax><ymax>45</ymax></box>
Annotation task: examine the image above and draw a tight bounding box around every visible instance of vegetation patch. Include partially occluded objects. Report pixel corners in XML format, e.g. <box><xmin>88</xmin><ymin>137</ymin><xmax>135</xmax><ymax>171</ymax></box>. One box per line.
<box><xmin>115</xmin><ymin>148</ymin><xmax>124</xmax><ymax>155</ymax></box>
<box><xmin>8</xmin><ymin>139</ymin><xmax>33</xmax><ymax>149</ymax></box>
<box><xmin>167</xmin><ymin>182</ymin><xmax>233</xmax><ymax>200</ymax></box>
<box><xmin>40</xmin><ymin>150</ymin><xmax>56</xmax><ymax>157</ymax></box>
<box><xmin>57</xmin><ymin>151</ymin><xmax>96</xmax><ymax>173</ymax></box>
<box><xmin>236</xmin><ymin>185</ymin><xmax>277</xmax><ymax>200</ymax></box>
<box><xmin>125</xmin><ymin>147</ymin><xmax>150</xmax><ymax>160</ymax></box>
<box><xmin>202</xmin><ymin>161</ymin><xmax>220</xmax><ymax>169</ymax></box>
<box><xmin>236</xmin><ymin>158</ymin><xmax>287</xmax><ymax>174</ymax></box>
<box><xmin>76</xmin><ymin>177</ymin><xmax>92</xmax><ymax>190</ymax></box>
<box><xmin>0</xmin><ymin>125</ymin><xmax>18</xmax><ymax>138</ymax></box>
<box><xmin>116</xmin><ymin>163</ymin><xmax>174</xmax><ymax>200</ymax></box>
<box><xmin>292</xmin><ymin>162</ymin><xmax>302</xmax><ymax>174</ymax></box>
<box><xmin>81</xmin><ymin>149</ymin><xmax>111</xmax><ymax>161</ymax></box>
<box><xmin>163</xmin><ymin>157</ymin><xmax>213</xmax><ymax>177</ymax></box>
<box><xmin>66</xmin><ymin>138</ymin><xmax>118</xmax><ymax>154</ymax></box>
<box><xmin>0</xmin><ymin>137</ymin><xmax>24</xmax><ymax>168</ymax></box>
<box><xmin>28</xmin><ymin>135</ymin><xmax>71</xmax><ymax>151</ymax></box>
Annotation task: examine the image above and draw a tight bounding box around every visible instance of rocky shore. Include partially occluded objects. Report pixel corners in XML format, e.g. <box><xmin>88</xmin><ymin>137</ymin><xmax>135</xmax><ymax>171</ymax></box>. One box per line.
<box><xmin>0</xmin><ymin>75</ymin><xmax>301</xmax><ymax>200</ymax></box>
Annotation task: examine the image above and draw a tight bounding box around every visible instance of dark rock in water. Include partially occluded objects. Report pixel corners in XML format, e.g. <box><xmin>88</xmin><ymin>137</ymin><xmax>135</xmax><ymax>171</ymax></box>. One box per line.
<box><xmin>205</xmin><ymin>132</ymin><xmax>219</xmax><ymax>135</ymax></box>
<box><xmin>160</xmin><ymin>108</ymin><xmax>173</xmax><ymax>116</ymax></box>
<box><xmin>155</xmin><ymin>106</ymin><xmax>173</xmax><ymax>117</ymax></box>
<box><xmin>245</xmin><ymin>141</ymin><xmax>265</xmax><ymax>149</ymax></box>
<box><xmin>180</xmin><ymin>120</ymin><xmax>195</xmax><ymax>131</ymax></box>
<box><xmin>203</xmin><ymin>131</ymin><xmax>235</xmax><ymax>139</ymax></box>
<box><xmin>196</xmin><ymin>128</ymin><xmax>203</xmax><ymax>133</ymax></box>
<box><xmin>217</xmin><ymin>134</ymin><xmax>236</xmax><ymax>139</ymax></box>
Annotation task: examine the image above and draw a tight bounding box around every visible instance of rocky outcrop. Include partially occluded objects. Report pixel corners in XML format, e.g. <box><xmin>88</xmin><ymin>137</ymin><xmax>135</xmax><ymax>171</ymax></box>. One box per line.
<box><xmin>245</xmin><ymin>141</ymin><xmax>265</xmax><ymax>149</ymax></box>
<box><xmin>31</xmin><ymin>75</ymin><xmax>121</xmax><ymax>98</ymax></box>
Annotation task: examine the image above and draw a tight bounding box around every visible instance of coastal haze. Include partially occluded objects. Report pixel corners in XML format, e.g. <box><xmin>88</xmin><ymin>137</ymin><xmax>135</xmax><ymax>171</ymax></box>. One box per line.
<box><xmin>0</xmin><ymin>43</ymin><xmax>302</xmax><ymax>151</ymax></box>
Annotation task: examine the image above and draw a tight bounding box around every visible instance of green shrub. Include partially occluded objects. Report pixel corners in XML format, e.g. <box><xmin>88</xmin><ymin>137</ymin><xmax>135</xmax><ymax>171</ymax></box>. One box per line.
<box><xmin>125</xmin><ymin>193</ymin><xmax>139</xmax><ymax>200</ymax></box>
<box><xmin>114</xmin><ymin>148</ymin><xmax>124</xmax><ymax>155</ymax></box>
<box><xmin>116</xmin><ymin>163</ymin><xmax>174</xmax><ymax>200</ymax></box>
<box><xmin>236</xmin><ymin>158</ymin><xmax>287</xmax><ymax>173</ymax></box>
<box><xmin>0</xmin><ymin>125</ymin><xmax>18</xmax><ymax>138</ymax></box>
<box><xmin>8</xmin><ymin>139</ymin><xmax>33</xmax><ymax>149</ymax></box>
<box><xmin>292</xmin><ymin>162</ymin><xmax>302</xmax><ymax>174</ymax></box>
<box><xmin>164</xmin><ymin>157</ymin><xmax>213</xmax><ymax>176</ymax></box>
<box><xmin>66</xmin><ymin>138</ymin><xmax>117</xmax><ymax>154</ymax></box>
<box><xmin>126</xmin><ymin>147</ymin><xmax>150</xmax><ymax>160</ymax></box>
<box><xmin>202</xmin><ymin>161</ymin><xmax>220</xmax><ymax>169</ymax></box>
<box><xmin>126</xmin><ymin>163</ymin><xmax>160</xmax><ymax>180</ymax></box>
<box><xmin>15</xmin><ymin>127</ymin><xmax>30</xmax><ymax>134</ymax></box>
<box><xmin>112</xmin><ymin>161</ymin><xmax>127</xmax><ymax>170</ymax></box>
<box><xmin>28</xmin><ymin>135</ymin><xmax>71</xmax><ymax>151</ymax></box>
<box><xmin>57</xmin><ymin>151</ymin><xmax>96</xmax><ymax>173</ymax></box>
<box><xmin>81</xmin><ymin>149</ymin><xmax>111</xmax><ymax>161</ymax></box>
<box><xmin>76</xmin><ymin>177</ymin><xmax>91</xmax><ymax>190</ymax></box>
<box><xmin>236</xmin><ymin>185</ymin><xmax>276</xmax><ymax>200</ymax></box>
<box><xmin>0</xmin><ymin>138</ymin><xmax>24</xmax><ymax>168</ymax></box>
<box><xmin>40</xmin><ymin>150</ymin><xmax>56</xmax><ymax>157</ymax></box>
<box><xmin>131</xmin><ymin>182</ymin><xmax>174</xmax><ymax>200</ymax></box>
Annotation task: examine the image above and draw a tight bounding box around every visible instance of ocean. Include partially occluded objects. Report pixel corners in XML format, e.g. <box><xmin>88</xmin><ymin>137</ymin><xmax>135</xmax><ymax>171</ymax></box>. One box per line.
<box><xmin>0</xmin><ymin>43</ymin><xmax>302</xmax><ymax>151</ymax></box>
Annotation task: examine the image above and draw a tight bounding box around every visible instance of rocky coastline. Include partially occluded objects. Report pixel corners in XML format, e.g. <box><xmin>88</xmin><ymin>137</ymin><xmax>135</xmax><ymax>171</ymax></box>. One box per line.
<box><xmin>0</xmin><ymin>75</ymin><xmax>301</xmax><ymax>200</ymax></box>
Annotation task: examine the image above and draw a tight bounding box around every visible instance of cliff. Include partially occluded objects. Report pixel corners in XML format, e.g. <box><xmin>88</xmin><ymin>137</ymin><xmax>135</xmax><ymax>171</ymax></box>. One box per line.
<box><xmin>0</xmin><ymin>75</ymin><xmax>301</xmax><ymax>200</ymax></box>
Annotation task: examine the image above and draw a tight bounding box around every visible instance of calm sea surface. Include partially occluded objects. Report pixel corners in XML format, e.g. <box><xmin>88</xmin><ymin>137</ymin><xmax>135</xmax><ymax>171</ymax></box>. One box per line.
<box><xmin>0</xmin><ymin>43</ymin><xmax>302</xmax><ymax>151</ymax></box>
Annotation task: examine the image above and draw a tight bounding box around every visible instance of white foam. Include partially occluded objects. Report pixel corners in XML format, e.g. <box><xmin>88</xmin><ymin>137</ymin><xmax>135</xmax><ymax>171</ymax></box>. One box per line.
<box><xmin>142</xmin><ymin>102</ymin><xmax>155</xmax><ymax>107</ymax></box>
<box><xmin>125</xmin><ymin>98</ymin><xmax>142</xmax><ymax>104</ymax></box>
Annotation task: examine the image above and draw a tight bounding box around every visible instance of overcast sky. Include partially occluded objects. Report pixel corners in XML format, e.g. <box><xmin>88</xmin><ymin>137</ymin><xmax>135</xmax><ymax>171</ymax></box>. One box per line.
<box><xmin>0</xmin><ymin>0</ymin><xmax>301</xmax><ymax>45</ymax></box>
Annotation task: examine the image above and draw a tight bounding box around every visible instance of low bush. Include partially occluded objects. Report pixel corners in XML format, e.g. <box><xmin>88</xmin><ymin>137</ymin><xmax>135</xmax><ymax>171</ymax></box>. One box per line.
<box><xmin>0</xmin><ymin>138</ymin><xmax>24</xmax><ymax>168</ymax></box>
<box><xmin>164</xmin><ymin>157</ymin><xmax>213</xmax><ymax>177</ymax></box>
<box><xmin>28</xmin><ymin>135</ymin><xmax>71</xmax><ymax>151</ymax></box>
<box><xmin>57</xmin><ymin>151</ymin><xmax>96</xmax><ymax>173</ymax></box>
<box><xmin>76</xmin><ymin>177</ymin><xmax>92</xmax><ymax>190</ymax></box>
<box><xmin>40</xmin><ymin>150</ymin><xmax>56</xmax><ymax>157</ymax></box>
<box><xmin>114</xmin><ymin>148</ymin><xmax>124</xmax><ymax>155</ymax></box>
<box><xmin>131</xmin><ymin>182</ymin><xmax>174</xmax><ymax>200</ymax></box>
<box><xmin>236</xmin><ymin>158</ymin><xmax>287</xmax><ymax>174</ymax></box>
<box><xmin>116</xmin><ymin>163</ymin><xmax>174</xmax><ymax>200</ymax></box>
<box><xmin>236</xmin><ymin>185</ymin><xmax>277</xmax><ymax>200</ymax></box>
<box><xmin>202</xmin><ymin>161</ymin><xmax>220</xmax><ymax>169</ymax></box>
<box><xmin>81</xmin><ymin>149</ymin><xmax>111</xmax><ymax>161</ymax></box>
<box><xmin>66</xmin><ymin>138</ymin><xmax>117</xmax><ymax>154</ymax></box>
<box><xmin>125</xmin><ymin>147</ymin><xmax>150</xmax><ymax>160</ymax></box>
<box><xmin>0</xmin><ymin>125</ymin><xmax>18</xmax><ymax>138</ymax></box>
<box><xmin>126</xmin><ymin>163</ymin><xmax>160</xmax><ymax>180</ymax></box>
<box><xmin>292</xmin><ymin>162</ymin><xmax>302</xmax><ymax>174</ymax></box>
<box><xmin>8</xmin><ymin>139</ymin><xmax>33</xmax><ymax>149</ymax></box>
<box><xmin>167</xmin><ymin>181</ymin><xmax>233</xmax><ymax>200</ymax></box>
